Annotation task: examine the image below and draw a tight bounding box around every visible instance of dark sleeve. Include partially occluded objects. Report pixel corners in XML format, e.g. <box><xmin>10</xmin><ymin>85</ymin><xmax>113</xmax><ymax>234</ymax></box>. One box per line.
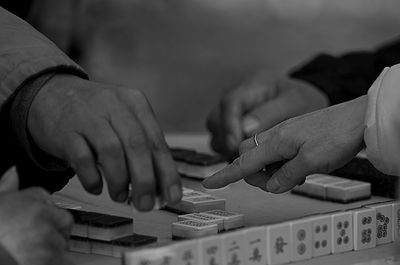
<box><xmin>6</xmin><ymin>69</ymin><xmax>87</xmax><ymax>193</ymax></box>
<box><xmin>290</xmin><ymin>38</ymin><xmax>400</xmax><ymax>105</ymax></box>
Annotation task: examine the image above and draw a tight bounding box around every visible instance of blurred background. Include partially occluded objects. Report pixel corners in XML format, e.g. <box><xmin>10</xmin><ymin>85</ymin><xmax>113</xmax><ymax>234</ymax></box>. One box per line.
<box><xmin>30</xmin><ymin>0</ymin><xmax>400</xmax><ymax>132</ymax></box>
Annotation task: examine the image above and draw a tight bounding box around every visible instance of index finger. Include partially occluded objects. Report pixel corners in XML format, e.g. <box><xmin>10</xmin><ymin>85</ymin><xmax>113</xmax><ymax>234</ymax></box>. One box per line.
<box><xmin>129</xmin><ymin>92</ymin><xmax>182</xmax><ymax>204</ymax></box>
<box><xmin>202</xmin><ymin>137</ymin><xmax>289</xmax><ymax>189</ymax></box>
<box><xmin>220</xmin><ymin>95</ymin><xmax>244</xmax><ymax>150</ymax></box>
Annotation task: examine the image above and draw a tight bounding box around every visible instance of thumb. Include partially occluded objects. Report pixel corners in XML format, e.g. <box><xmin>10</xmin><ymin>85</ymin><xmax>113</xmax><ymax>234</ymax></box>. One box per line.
<box><xmin>0</xmin><ymin>167</ymin><xmax>19</xmax><ymax>194</ymax></box>
<box><xmin>242</xmin><ymin>92</ymin><xmax>295</xmax><ymax>137</ymax></box>
<box><xmin>265</xmin><ymin>155</ymin><xmax>309</xmax><ymax>193</ymax></box>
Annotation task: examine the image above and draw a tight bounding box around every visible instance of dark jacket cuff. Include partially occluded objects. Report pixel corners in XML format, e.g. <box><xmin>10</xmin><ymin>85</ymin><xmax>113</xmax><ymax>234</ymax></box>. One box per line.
<box><xmin>9</xmin><ymin>66</ymin><xmax>88</xmax><ymax>172</ymax></box>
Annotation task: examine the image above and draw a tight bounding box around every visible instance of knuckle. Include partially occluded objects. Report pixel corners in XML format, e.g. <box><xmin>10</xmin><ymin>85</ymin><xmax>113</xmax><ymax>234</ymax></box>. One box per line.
<box><xmin>149</xmin><ymin>136</ymin><xmax>167</xmax><ymax>152</ymax></box>
<box><xmin>298</xmin><ymin>151</ymin><xmax>318</xmax><ymax>171</ymax></box>
<box><xmin>238</xmin><ymin>140</ymin><xmax>251</xmax><ymax>155</ymax></box>
<box><xmin>73</xmin><ymin>150</ymin><xmax>93</xmax><ymax>169</ymax></box>
<box><xmin>98</xmin><ymin>138</ymin><xmax>121</xmax><ymax>156</ymax></box>
<box><xmin>274</xmin><ymin>124</ymin><xmax>290</xmax><ymax>141</ymax></box>
<box><xmin>128</xmin><ymin>135</ymin><xmax>149</xmax><ymax>152</ymax></box>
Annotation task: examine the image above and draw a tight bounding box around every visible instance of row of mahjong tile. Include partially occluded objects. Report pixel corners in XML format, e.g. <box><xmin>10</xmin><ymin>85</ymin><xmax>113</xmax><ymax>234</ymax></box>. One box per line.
<box><xmin>123</xmin><ymin>200</ymin><xmax>400</xmax><ymax>265</ymax></box>
<box><xmin>68</xmin><ymin>209</ymin><xmax>134</xmax><ymax>241</ymax></box>
<box><xmin>172</xmin><ymin>210</ymin><xmax>245</xmax><ymax>239</ymax></box>
<box><xmin>69</xmin><ymin>234</ymin><xmax>157</xmax><ymax>258</ymax></box>
<box><xmin>54</xmin><ymin>201</ymin><xmax>135</xmax><ymax>242</ymax></box>
<box><xmin>164</xmin><ymin>187</ymin><xmax>226</xmax><ymax>213</ymax></box>
<box><xmin>54</xmin><ymin>203</ymin><xmax>157</xmax><ymax>258</ymax></box>
<box><xmin>292</xmin><ymin>174</ymin><xmax>371</xmax><ymax>203</ymax></box>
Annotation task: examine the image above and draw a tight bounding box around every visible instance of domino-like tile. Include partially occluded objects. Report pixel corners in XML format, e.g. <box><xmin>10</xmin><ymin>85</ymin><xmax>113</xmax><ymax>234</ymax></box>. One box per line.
<box><xmin>69</xmin><ymin>236</ymin><xmax>90</xmax><ymax>254</ymax></box>
<box><xmin>266</xmin><ymin>223</ymin><xmax>292</xmax><ymax>265</ymax></box>
<box><xmin>326</xmin><ymin>181</ymin><xmax>371</xmax><ymax>203</ymax></box>
<box><xmin>198</xmin><ymin>236</ymin><xmax>223</xmax><ymax>265</ymax></box>
<box><xmin>392</xmin><ymin>201</ymin><xmax>400</xmax><ymax>241</ymax></box>
<box><xmin>331</xmin><ymin>211</ymin><xmax>353</xmax><ymax>253</ymax></box>
<box><xmin>172</xmin><ymin>220</ymin><xmax>218</xmax><ymax>239</ymax></box>
<box><xmin>173</xmin><ymin>240</ymin><xmax>200</xmax><ymax>265</ymax></box>
<box><xmin>292</xmin><ymin>174</ymin><xmax>331</xmax><ymax>195</ymax></box>
<box><xmin>178</xmin><ymin>213</ymin><xmax>224</xmax><ymax>232</ymax></box>
<box><xmin>202</xmin><ymin>210</ymin><xmax>244</xmax><ymax>231</ymax></box>
<box><xmin>353</xmin><ymin>208</ymin><xmax>376</xmax><ymax>250</ymax></box>
<box><xmin>168</xmin><ymin>196</ymin><xmax>226</xmax><ymax>214</ymax></box>
<box><xmin>305</xmin><ymin>176</ymin><xmax>349</xmax><ymax>200</ymax></box>
<box><xmin>222</xmin><ymin>231</ymin><xmax>245</xmax><ymax>265</ymax></box>
<box><xmin>243</xmin><ymin>226</ymin><xmax>268</xmax><ymax>265</ymax></box>
<box><xmin>123</xmin><ymin>247</ymin><xmax>178</xmax><ymax>265</ymax></box>
<box><xmin>366</xmin><ymin>202</ymin><xmax>393</xmax><ymax>244</ymax></box>
<box><xmin>290</xmin><ymin>219</ymin><xmax>312</xmax><ymax>262</ymax></box>
<box><xmin>309</xmin><ymin>215</ymin><xmax>332</xmax><ymax>257</ymax></box>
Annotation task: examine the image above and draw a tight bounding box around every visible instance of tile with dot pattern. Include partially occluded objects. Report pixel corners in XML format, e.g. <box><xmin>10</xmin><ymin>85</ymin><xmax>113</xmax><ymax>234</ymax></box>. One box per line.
<box><xmin>353</xmin><ymin>208</ymin><xmax>376</xmax><ymax>250</ymax></box>
<box><xmin>331</xmin><ymin>211</ymin><xmax>353</xmax><ymax>253</ymax></box>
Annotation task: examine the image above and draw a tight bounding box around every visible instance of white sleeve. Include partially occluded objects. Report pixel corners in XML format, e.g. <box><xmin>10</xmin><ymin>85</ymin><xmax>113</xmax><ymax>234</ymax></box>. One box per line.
<box><xmin>364</xmin><ymin>64</ymin><xmax>400</xmax><ymax>176</ymax></box>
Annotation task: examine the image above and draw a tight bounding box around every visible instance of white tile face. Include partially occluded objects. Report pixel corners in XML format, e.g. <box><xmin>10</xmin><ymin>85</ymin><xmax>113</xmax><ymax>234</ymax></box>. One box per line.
<box><xmin>307</xmin><ymin>177</ymin><xmax>349</xmax><ymax>199</ymax></box>
<box><xmin>367</xmin><ymin>203</ymin><xmax>393</xmax><ymax>244</ymax></box>
<box><xmin>199</xmin><ymin>236</ymin><xmax>223</xmax><ymax>265</ymax></box>
<box><xmin>292</xmin><ymin>174</ymin><xmax>330</xmax><ymax>195</ymax></box>
<box><xmin>266</xmin><ymin>223</ymin><xmax>292</xmax><ymax>265</ymax></box>
<box><xmin>202</xmin><ymin>210</ymin><xmax>244</xmax><ymax>231</ymax></box>
<box><xmin>290</xmin><ymin>219</ymin><xmax>312</xmax><ymax>262</ymax></box>
<box><xmin>174</xmin><ymin>240</ymin><xmax>200</xmax><ymax>265</ymax></box>
<box><xmin>69</xmin><ymin>238</ymin><xmax>90</xmax><ymax>254</ymax></box>
<box><xmin>353</xmin><ymin>208</ymin><xmax>376</xmax><ymax>250</ymax></box>
<box><xmin>243</xmin><ymin>227</ymin><xmax>268</xmax><ymax>265</ymax></box>
<box><xmin>178</xmin><ymin>213</ymin><xmax>224</xmax><ymax>231</ymax></box>
<box><xmin>331</xmin><ymin>212</ymin><xmax>353</xmax><ymax>253</ymax></box>
<box><xmin>310</xmin><ymin>215</ymin><xmax>332</xmax><ymax>257</ymax></box>
<box><xmin>123</xmin><ymin>247</ymin><xmax>178</xmax><ymax>265</ymax></box>
<box><xmin>392</xmin><ymin>202</ymin><xmax>400</xmax><ymax>241</ymax></box>
<box><xmin>222</xmin><ymin>231</ymin><xmax>245</xmax><ymax>265</ymax></box>
<box><xmin>172</xmin><ymin>220</ymin><xmax>218</xmax><ymax>239</ymax></box>
<box><xmin>326</xmin><ymin>181</ymin><xmax>371</xmax><ymax>203</ymax></box>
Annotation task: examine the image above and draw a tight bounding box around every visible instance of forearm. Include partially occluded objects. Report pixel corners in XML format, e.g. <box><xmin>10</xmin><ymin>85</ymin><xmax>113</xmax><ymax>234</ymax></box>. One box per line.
<box><xmin>0</xmin><ymin>7</ymin><xmax>88</xmax><ymax>190</ymax></box>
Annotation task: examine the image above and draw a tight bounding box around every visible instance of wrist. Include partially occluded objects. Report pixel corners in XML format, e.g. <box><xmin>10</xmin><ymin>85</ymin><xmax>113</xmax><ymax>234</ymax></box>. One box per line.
<box><xmin>289</xmin><ymin>77</ymin><xmax>330</xmax><ymax>109</ymax></box>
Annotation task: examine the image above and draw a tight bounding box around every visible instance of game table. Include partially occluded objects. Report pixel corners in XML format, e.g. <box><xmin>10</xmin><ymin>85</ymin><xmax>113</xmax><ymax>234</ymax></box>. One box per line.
<box><xmin>56</xmin><ymin>133</ymin><xmax>400</xmax><ymax>265</ymax></box>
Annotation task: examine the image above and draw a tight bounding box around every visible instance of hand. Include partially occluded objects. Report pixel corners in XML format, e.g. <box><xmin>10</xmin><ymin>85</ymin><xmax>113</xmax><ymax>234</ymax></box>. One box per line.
<box><xmin>28</xmin><ymin>74</ymin><xmax>182</xmax><ymax>210</ymax></box>
<box><xmin>203</xmin><ymin>96</ymin><xmax>367</xmax><ymax>193</ymax></box>
<box><xmin>0</xmin><ymin>188</ymin><xmax>74</xmax><ymax>265</ymax></box>
<box><xmin>206</xmin><ymin>69</ymin><xmax>329</xmax><ymax>158</ymax></box>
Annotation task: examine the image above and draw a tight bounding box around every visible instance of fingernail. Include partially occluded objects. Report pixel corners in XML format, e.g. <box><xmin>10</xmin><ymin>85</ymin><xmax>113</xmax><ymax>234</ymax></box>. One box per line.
<box><xmin>139</xmin><ymin>194</ymin><xmax>154</xmax><ymax>211</ymax></box>
<box><xmin>169</xmin><ymin>184</ymin><xmax>182</xmax><ymax>203</ymax></box>
<box><xmin>117</xmin><ymin>191</ymin><xmax>128</xmax><ymax>202</ymax></box>
<box><xmin>242</xmin><ymin>116</ymin><xmax>260</xmax><ymax>135</ymax></box>
<box><xmin>266</xmin><ymin>178</ymin><xmax>279</xmax><ymax>193</ymax></box>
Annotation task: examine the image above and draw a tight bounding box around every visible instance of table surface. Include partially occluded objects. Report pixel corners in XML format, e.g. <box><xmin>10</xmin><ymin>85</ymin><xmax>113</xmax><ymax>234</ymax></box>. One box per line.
<box><xmin>56</xmin><ymin>133</ymin><xmax>400</xmax><ymax>265</ymax></box>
